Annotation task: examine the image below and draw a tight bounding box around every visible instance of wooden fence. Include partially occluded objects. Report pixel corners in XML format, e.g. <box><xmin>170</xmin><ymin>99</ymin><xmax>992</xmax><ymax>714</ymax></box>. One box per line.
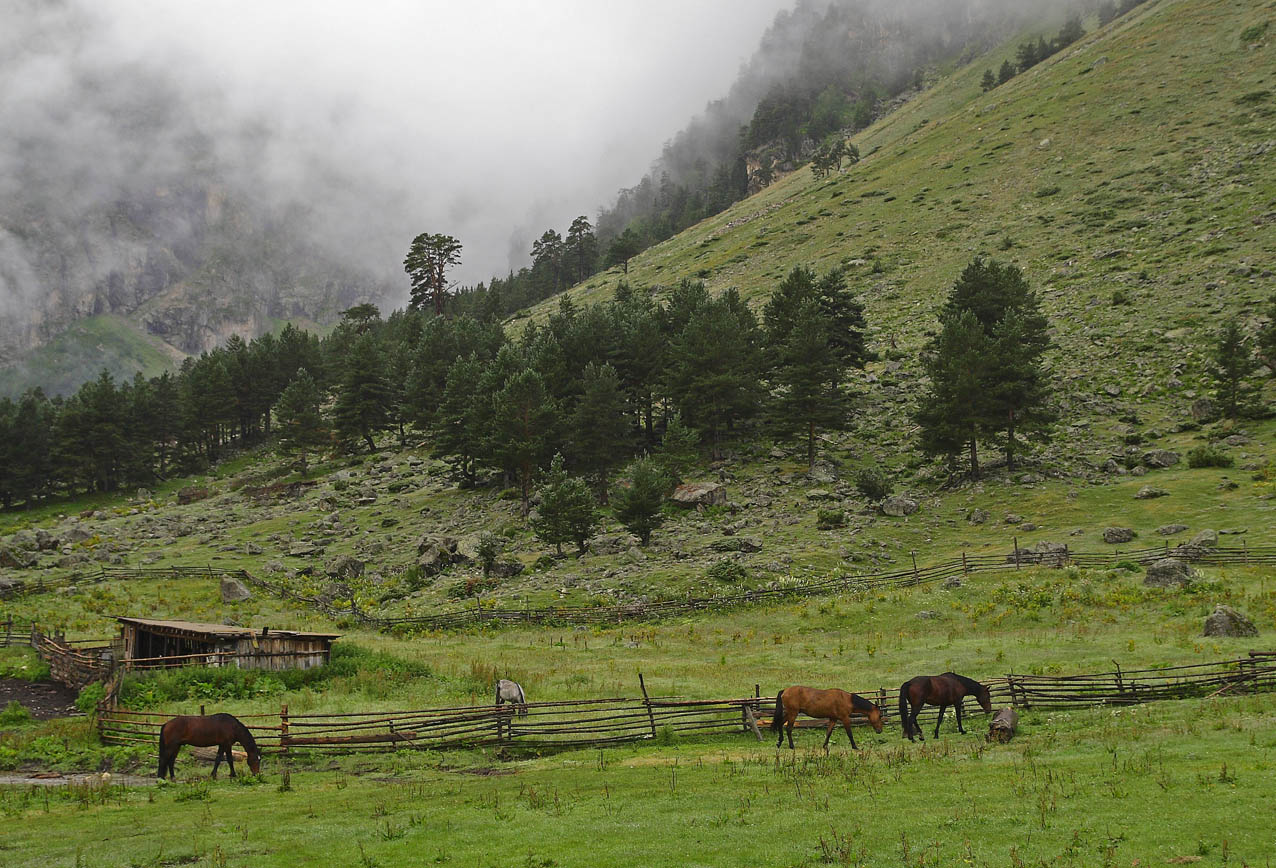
<box><xmin>6</xmin><ymin>542</ymin><xmax>1275</xmax><ymax>633</ymax></box>
<box><xmin>94</xmin><ymin>654</ymin><xmax>1276</xmax><ymax>757</ymax></box>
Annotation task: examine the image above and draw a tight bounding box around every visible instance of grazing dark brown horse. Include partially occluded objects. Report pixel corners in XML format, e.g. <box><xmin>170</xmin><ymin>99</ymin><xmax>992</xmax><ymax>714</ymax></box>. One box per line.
<box><xmin>158</xmin><ymin>713</ymin><xmax>261</xmax><ymax>780</ymax></box>
<box><xmin>898</xmin><ymin>672</ymin><xmax>992</xmax><ymax>741</ymax></box>
<box><xmin>770</xmin><ymin>686</ymin><xmax>884</xmax><ymax>751</ymax></box>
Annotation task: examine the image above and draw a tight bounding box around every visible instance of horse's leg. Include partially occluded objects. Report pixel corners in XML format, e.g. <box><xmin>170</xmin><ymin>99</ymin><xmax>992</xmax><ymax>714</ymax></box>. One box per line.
<box><xmin>211</xmin><ymin>746</ymin><xmax>222</xmax><ymax>779</ymax></box>
<box><xmin>909</xmin><ymin>702</ymin><xmax>924</xmax><ymax>742</ymax></box>
<box><xmin>822</xmin><ymin>720</ymin><xmax>834</xmax><ymax>752</ymax></box>
<box><xmin>786</xmin><ymin>710</ymin><xmax>797</xmax><ymax>749</ymax></box>
<box><xmin>226</xmin><ymin>743</ymin><xmax>236</xmax><ymax>778</ymax></box>
<box><xmin>843</xmin><ymin>716</ymin><xmax>857</xmax><ymax>750</ymax></box>
<box><xmin>955</xmin><ymin>698</ymin><xmax>966</xmax><ymax>734</ymax></box>
<box><xmin>934</xmin><ymin>704</ymin><xmax>947</xmax><ymax>739</ymax></box>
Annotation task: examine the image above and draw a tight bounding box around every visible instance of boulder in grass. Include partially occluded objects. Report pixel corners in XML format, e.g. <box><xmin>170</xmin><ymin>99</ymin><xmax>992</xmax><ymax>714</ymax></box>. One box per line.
<box><xmin>1202</xmin><ymin>605</ymin><xmax>1258</xmax><ymax>638</ymax></box>
<box><xmin>671</xmin><ymin>482</ymin><xmax>727</xmax><ymax>508</ymax></box>
<box><xmin>327</xmin><ymin>555</ymin><xmax>365</xmax><ymax>580</ymax></box>
<box><xmin>220</xmin><ymin>576</ymin><xmax>253</xmax><ymax>603</ymax></box>
<box><xmin>1102</xmin><ymin>527</ymin><xmax>1136</xmax><ymax>544</ymax></box>
<box><xmin>987</xmin><ymin>707</ymin><xmax>1018</xmax><ymax>743</ymax></box>
<box><xmin>1135</xmin><ymin>487</ymin><xmax>1169</xmax><ymax>500</ymax></box>
<box><xmin>1189</xmin><ymin>529</ymin><xmax>1219</xmax><ymax>548</ymax></box>
<box><xmin>1142</xmin><ymin>450</ymin><xmax>1180</xmax><ymax>469</ymax></box>
<box><xmin>880</xmin><ymin>495</ymin><xmax>919</xmax><ymax>517</ymax></box>
<box><xmin>1144</xmin><ymin>558</ymin><xmax>1193</xmax><ymax>588</ymax></box>
<box><xmin>1157</xmin><ymin>524</ymin><xmax>1189</xmax><ymax>536</ymax></box>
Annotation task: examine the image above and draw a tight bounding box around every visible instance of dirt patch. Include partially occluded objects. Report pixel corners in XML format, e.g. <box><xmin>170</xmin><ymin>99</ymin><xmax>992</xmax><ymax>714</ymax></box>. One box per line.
<box><xmin>449</xmin><ymin>766</ymin><xmax>516</xmax><ymax>777</ymax></box>
<box><xmin>0</xmin><ymin>772</ymin><xmax>158</xmax><ymax>787</ymax></box>
<box><xmin>0</xmin><ymin>677</ymin><xmax>80</xmax><ymax>719</ymax></box>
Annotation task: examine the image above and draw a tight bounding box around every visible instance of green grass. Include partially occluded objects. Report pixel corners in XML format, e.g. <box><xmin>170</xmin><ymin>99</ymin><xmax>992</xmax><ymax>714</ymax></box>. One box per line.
<box><xmin>0</xmin><ymin>315</ymin><xmax>178</xmax><ymax>399</ymax></box>
<box><xmin>2</xmin><ymin>693</ymin><xmax>1274</xmax><ymax>867</ymax></box>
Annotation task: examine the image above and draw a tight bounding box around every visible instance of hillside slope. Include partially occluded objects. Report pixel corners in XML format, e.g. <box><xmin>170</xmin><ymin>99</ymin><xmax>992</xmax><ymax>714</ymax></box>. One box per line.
<box><xmin>527</xmin><ymin>0</ymin><xmax>1274</xmax><ymax>437</ymax></box>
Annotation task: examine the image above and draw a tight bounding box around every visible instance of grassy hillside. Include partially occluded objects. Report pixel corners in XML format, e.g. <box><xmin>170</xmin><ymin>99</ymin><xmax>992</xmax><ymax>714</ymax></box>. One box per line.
<box><xmin>0</xmin><ymin>315</ymin><xmax>179</xmax><ymax>398</ymax></box>
<box><xmin>527</xmin><ymin>0</ymin><xmax>1275</xmax><ymax>435</ymax></box>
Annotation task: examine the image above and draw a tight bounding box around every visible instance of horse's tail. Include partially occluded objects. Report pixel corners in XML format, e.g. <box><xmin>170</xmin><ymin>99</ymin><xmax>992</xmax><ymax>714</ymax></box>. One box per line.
<box><xmin>897</xmin><ymin>681</ymin><xmax>911</xmax><ymax>737</ymax></box>
<box><xmin>516</xmin><ymin>684</ymin><xmax>527</xmax><ymax>717</ymax></box>
<box><xmin>157</xmin><ymin>722</ymin><xmax>167</xmax><ymax>776</ymax></box>
<box><xmin>770</xmin><ymin>690</ymin><xmax>785</xmax><ymax>732</ymax></box>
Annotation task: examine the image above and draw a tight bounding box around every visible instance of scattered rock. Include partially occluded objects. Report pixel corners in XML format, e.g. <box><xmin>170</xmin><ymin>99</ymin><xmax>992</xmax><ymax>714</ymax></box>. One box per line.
<box><xmin>1189</xmin><ymin>397</ymin><xmax>1217</xmax><ymax>422</ymax></box>
<box><xmin>0</xmin><ymin>546</ymin><xmax>39</xmax><ymax>570</ymax></box>
<box><xmin>967</xmin><ymin>509</ymin><xmax>989</xmax><ymax>525</ymax></box>
<box><xmin>244</xmin><ymin>542</ymin><xmax>263</xmax><ymax>555</ymax></box>
<box><xmin>177</xmin><ymin>486</ymin><xmax>211</xmax><ymax>505</ymax></box>
<box><xmin>1144</xmin><ymin>558</ymin><xmax>1194</xmax><ymax>588</ymax></box>
<box><xmin>1142</xmin><ymin>450</ymin><xmax>1180</xmax><ymax>469</ymax></box>
<box><xmin>738</xmin><ymin>537</ymin><xmax>763</xmax><ymax>553</ymax></box>
<box><xmin>220</xmin><ymin>576</ymin><xmax>253</xmax><ymax>602</ymax></box>
<box><xmin>1189</xmin><ymin>529</ymin><xmax>1219</xmax><ymax>548</ymax></box>
<box><xmin>1202</xmin><ymin>605</ymin><xmax>1258</xmax><ymax>638</ymax></box>
<box><xmin>288</xmin><ymin>542</ymin><xmax>319</xmax><ymax>557</ymax></box>
<box><xmin>880</xmin><ymin>495</ymin><xmax>918</xmax><ymax>517</ymax></box>
<box><xmin>804</xmin><ymin>489</ymin><xmax>834</xmax><ymax>501</ymax></box>
<box><xmin>1008</xmin><ymin>541</ymin><xmax>1069</xmax><ymax>566</ymax></box>
<box><xmin>987</xmin><ymin>707</ymin><xmax>1018</xmax><ymax>743</ymax></box>
<box><xmin>1135</xmin><ymin>487</ymin><xmax>1169</xmax><ymax>500</ymax></box>
<box><xmin>671</xmin><ymin>482</ymin><xmax>727</xmax><ymax>508</ymax></box>
<box><xmin>915</xmin><ymin>610</ymin><xmax>940</xmax><ymax>620</ymax></box>
<box><xmin>327</xmin><ymin>555</ymin><xmax>365</xmax><ymax>580</ymax></box>
<box><xmin>1103</xmin><ymin>459</ymin><xmax>1126</xmax><ymax>475</ymax></box>
<box><xmin>1102</xmin><ymin>527</ymin><xmax>1136</xmax><ymax>544</ymax></box>
<box><xmin>1157</xmin><ymin>524</ymin><xmax>1189</xmax><ymax>536</ymax></box>
<box><xmin>1219</xmin><ymin>527</ymin><xmax>1248</xmax><ymax>536</ymax></box>
<box><xmin>1018</xmin><ymin>473</ymin><xmax>1044</xmax><ymax>485</ymax></box>
<box><xmin>942</xmin><ymin>576</ymin><xmax>963</xmax><ymax>589</ymax></box>
<box><xmin>490</xmin><ymin>559</ymin><xmax>526</xmax><ymax>578</ymax></box>
<box><xmin>1004</xmin><ymin>514</ymin><xmax>1023</xmax><ymax>525</ymax></box>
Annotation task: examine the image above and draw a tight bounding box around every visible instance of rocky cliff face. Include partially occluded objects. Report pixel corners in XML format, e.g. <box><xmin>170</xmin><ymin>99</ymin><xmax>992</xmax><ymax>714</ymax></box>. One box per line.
<box><xmin>0</xmin><ymin>3</ymin><xmax>396</xmax><ymax>392</ymax></box>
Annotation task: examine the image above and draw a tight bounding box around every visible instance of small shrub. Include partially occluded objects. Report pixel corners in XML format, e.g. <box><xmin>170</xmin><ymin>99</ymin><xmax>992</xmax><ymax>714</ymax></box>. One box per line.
<box><xmin>0</xmin><ymin>700</ymin><xmax>34</xmax><ymax>726</ymax></box>
<box><xmin>655</xmin><ymin>725</ymin><xmax>677</xmax><ymax>746</ymax></box>
<box><xmin>1034</xmin><ymin>185</ymin><xmax>1061</xmax><ymax>198</ymax></box>
<box><xmin>331</xmin><ymin>478</ymin><xmax>349</xmax><ymax>492</ymax></box>
<box><xmin>1110</xmin><ymin>289</ymin><xmax>1130</xmax><ymax>306</ymax></box>
<box><xmin>75</xmin><ymin>683</ymin><xmax>106</xmax><ymax>715</ymax></box>
<box><xmin>816</xmin><ymin>509</ymin><xmax>846</xmax><ymax>530</ymax></box>
<box><xmin>855</xmin><ymin>466</ymin><xmax>894</xmax><ymax>501</ymax></box>
<box><xmin>533</xmin><ymin>553</ymin><xmax>558</xmax><ymax>571</ymax></box>
<box><xmin>705</xmin><ymin>560</ymin><xmax>748</xmax><ymax>584</ymax></box>
<box><xmin>1187</xmin><ymin>445</ymin><xmax>1234</xmax><ymax>468</ymax></box>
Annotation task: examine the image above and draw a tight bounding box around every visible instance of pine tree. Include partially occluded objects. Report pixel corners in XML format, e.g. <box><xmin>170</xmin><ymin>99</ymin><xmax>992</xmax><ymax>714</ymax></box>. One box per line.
<box><xmin>998</xmin><ymin>60</ymin><xmax>1016</xmax><ymax>84</ymax></box>
<box><xmin>980</xmin><ymin>69</ymin><xmax>997</xmax><ymax>92</ymax></box>
<box><xmin>490</xmin><ymin>368</ymin><xmax>559</xmax><ymax>517</ymax></box>
<box><xmin>404</xmin><ymin>233</ymin><xmax>463</xmax><ymax>314</ymax></box>
<box><xmin>915</xmin><ymin>310</ymin><xmax>992</xmax><ymax>474</ymax></box>
<box><xmin>771</xmin><ymin>300</ymin><xmax>853</xmax><ymax>470</ymax></box>
<box><xmin>1211</xmin><ymin>319</ymin><xmax>1259</xmax><ymax>419</ymax></box>
<box><xmin>333</xmin><ymin>333</ymin><xmax>392</xmax><ymax>452</ymax></box>
<box><xmin>431</xmin><ymin>356</ymin><xmax>487</xmax><ymax>484</ymax></box>
<box><xmin>532</xmin><ymin>454</ymin><xmax>600</xmax><ymax>555</ymax></box>
<box><xmin>656</xmin><ymin>412</ymin><xmax>700</xmax><ymax>485</ymax></box>
<box><xmin>570</xmin><ymin>362</ymin><xmax>631</xmax><ymax>502</ymax></box>
<box><xmin>275</xmin><ymin>369</ymin><xmax>328</xmax><ymax>476</ymax></box>
<box><xmin>817</xmin><ymin>267</ymin><xmax>870</xmax><ymax>374</ymax></box>
<box><xmin>613</xmin><ymin>458</ymin><xmax>666</xmax><ymax>546</ymax></box>
<box><xmin>665</xmin><ymin>289</ymin><xmax>762</xmax><ymax>458</ymax></box>
<box><xmin>917</xmin><ymin>258</ymin><xmax>1053</xmax><ymax>474</ymax></box>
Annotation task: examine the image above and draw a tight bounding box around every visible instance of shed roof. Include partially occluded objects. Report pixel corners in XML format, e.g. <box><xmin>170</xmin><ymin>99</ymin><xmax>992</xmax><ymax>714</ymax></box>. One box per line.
<box><xmin>116</xmin><ymin>617</ymin><xmax>341</xmax><ymax>641</ymax></box>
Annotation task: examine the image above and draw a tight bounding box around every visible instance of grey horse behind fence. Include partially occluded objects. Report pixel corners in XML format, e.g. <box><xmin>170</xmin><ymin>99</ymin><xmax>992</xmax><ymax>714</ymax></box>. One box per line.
<box><xmin>495</xmin><ymin>679</ymin><xmax>527</xmax><ymax>716</ymax></box>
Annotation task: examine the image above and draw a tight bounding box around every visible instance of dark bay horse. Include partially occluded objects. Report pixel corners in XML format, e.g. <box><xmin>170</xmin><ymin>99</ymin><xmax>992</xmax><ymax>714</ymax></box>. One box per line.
<box><xmin>158</xmin><ymin>713</ymin><xmax>261</xmax><ymax>780</ymax></box>
<box><xmin>770</xmin><ymin>686</ymin><xmax>884</xmax><ymax>751</ymax></box>
<box><xmin>898</xmin><ymin>672</ymin><xmax>992</xmax><ymax>741</ymax></box>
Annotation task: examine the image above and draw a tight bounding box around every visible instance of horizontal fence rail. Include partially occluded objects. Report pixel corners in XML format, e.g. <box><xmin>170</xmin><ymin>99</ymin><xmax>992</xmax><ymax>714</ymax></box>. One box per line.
<box><xmin>6</xmin><ymin>543</ymin><xmax>1273</xmax><ymax>633</ymax></box>
<box><xmin>95</xmin><ymin>655</ymin><xmax>1276</xmax><ymax>757</ymax></box>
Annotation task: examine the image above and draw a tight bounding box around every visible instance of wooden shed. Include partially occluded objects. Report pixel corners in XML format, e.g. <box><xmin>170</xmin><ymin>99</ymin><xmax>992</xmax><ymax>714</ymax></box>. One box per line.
<box><xmin>116</xmin><ymin>618</ymin><xmax>339</xmax><ymax>671</ymax></box>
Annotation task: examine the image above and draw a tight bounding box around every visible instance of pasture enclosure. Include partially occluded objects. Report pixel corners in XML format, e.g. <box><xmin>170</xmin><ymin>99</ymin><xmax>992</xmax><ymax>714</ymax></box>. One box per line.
<box><xmin>94</xmin><ymin>654</ymin><xmax>1276</xmax><ymax>757</ymax></box>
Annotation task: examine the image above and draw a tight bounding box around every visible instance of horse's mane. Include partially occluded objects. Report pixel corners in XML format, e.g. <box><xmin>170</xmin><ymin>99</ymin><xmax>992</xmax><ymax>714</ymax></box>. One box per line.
<box><xmin>232</xmin><ymin>717</ymin><xmax>260</xmax><ymax>756</ymax></box>
<box><xmin>850</xmin><ymin>693</ymin><xmax>877</xmax><ymax>712</ymax></box>
<box><xmin>943</xmin><ymin>672</ymin><xmax>984</xmax><ymax>694</ymax></box>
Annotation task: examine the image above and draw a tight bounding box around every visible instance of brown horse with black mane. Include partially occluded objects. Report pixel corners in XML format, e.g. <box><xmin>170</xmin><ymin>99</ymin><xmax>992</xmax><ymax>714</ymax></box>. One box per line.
<box><xmin>770</xmin><ymin>686</ymin><xmax>884</xmax><ymax>751</ymax></box>
<box><xmin>898</xmin><ymin>672</ymin><xmax>992</xmax><ymax>741</ymax></box>
<box><xmin>158</xmin><ymin>713</ymin><xmax>261</xmax><ymax>780</ymax></box>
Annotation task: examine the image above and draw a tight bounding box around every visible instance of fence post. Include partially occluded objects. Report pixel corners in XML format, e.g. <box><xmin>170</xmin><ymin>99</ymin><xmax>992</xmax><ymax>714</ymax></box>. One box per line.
<box><xmin>910</xmin><ymin>552</ymin><xmax>919</xmax><ymax>584</ymax></box>
<box><xmin>1113</xmin><ymin>661</ymin><xmax>1124</xmax><ymax>701</ymax></box>
<box><xmin>1013</xmin><ymin>537</ymin><xmax>1020</xmax><ymax>569</ymax></box>
<box><xmin>1244</xmin><ymin>539</ymin><xmax>1249</xmax><ymax>565</ymax></box>
<box><xmin>638</xmin><ymin>673</ymin><xmax>657</xmax><ymax>739</ymax></box>
<box><xmin>961</xmin><ymin>552</ymin><xmax>968</xmax><ymax>575</ymax></box>
<box><xmin>280</xmin><ymin>704</ymin><xmax>290</xmax><ymax>755</ymax></box>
